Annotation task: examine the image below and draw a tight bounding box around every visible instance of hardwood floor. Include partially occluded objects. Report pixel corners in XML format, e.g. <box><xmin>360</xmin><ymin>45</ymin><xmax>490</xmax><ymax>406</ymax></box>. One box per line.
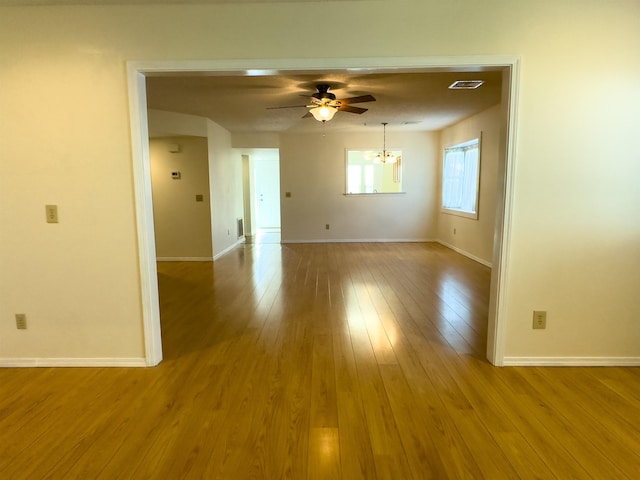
<box><xmin>1</xmin><ymin>242</ymin><xmax>639</xmax><ymax>479</ymax></box>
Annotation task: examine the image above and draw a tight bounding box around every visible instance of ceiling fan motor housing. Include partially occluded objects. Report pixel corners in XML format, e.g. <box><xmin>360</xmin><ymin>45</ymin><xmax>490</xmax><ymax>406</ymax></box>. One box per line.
<box><xmin>312</xmin><ymin>84</ymin><xmax>337</xmax><ymax>103</ymax></box>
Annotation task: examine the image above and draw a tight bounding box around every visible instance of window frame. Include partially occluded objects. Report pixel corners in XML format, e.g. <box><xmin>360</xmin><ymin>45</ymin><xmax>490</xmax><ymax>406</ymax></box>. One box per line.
<box><xmin>441</xmin><ymin>135</ymin><xmax>481</xmax><ymax>219</ymax></box>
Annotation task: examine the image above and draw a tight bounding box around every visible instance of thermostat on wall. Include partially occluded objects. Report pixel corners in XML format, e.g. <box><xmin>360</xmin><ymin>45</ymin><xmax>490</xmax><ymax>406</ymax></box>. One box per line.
<box><xmin>171</xmin><ymin>171</ymin><xmax>181</xmax><ymax>179</ymax></box>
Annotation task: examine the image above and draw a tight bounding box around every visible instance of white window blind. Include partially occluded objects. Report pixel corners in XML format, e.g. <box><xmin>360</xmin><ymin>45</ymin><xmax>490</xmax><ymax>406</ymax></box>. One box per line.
<box><xmin>442</xmin><ymin>138</ymin><xmax>480</xmax><ymax>218</ymax></box>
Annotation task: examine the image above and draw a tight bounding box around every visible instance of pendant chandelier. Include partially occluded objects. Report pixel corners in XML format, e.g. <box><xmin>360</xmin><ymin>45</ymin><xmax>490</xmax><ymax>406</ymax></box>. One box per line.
<box><xmin>374</xmin><ymin>122</ymin><xmax>397</xmax><ymax>164</ymax></box>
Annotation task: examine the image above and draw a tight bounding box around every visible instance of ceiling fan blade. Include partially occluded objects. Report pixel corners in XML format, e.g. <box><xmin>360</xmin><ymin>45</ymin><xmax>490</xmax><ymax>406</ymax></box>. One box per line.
<box><xmin>339</xmin><ymin>95</ymin><xmax>376</xmax><ymax>105</ymax></box>
<box><xmin>267</xmin><ymin>105</ymin><xmax>308</xmax><ymax>109</ymax></box>
<box><xmin>272</xmin><ymin>89</ymin><xmax>374</xmax><ymax>117</ymax></box>
<box><xmin>338</xmin><ymin>105</ymin><xmax>368</xmax><ymax>114</ymax></box>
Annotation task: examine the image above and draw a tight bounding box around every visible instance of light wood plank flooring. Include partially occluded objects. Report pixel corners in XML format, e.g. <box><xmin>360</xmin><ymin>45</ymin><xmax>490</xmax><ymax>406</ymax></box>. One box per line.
<box><xmin>1</xmin><ymin>242</ymin><xmax>639</xmax><ymax>479</ymax></box>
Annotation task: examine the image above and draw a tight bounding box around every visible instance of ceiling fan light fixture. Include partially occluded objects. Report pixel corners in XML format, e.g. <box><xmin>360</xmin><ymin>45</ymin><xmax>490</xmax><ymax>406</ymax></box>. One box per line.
<box><xmin>267</xmin><ymin>84</ymin><xmax>375</xmax><ymax>122</ymax></box>
<box><xmin>310</xmin><ymin>105</ymin><xmax>337</xmax><ymax>122</ymax></box>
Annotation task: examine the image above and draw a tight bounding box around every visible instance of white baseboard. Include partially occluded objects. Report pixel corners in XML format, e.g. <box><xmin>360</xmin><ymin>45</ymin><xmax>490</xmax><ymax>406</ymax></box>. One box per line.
<box><xmin>0</xmin><ymin>357</ymin><xmax>148</xmax><ymax>368</ymax></box>
<box><xmin>436</xmin><ymin>240</ymin><xmax>492</xmax><ymax>268</ymax></box>
<box><xmin>213</xmin><ymin>237</ymin><xmax>245</xmax><ymax>260</ymax></box>
<box><xmin>157</xmin><ymin>237</ymin><xmax>247</xmax><ymax>262</ymax></box>
<box><xmin>156</xmin><ymin>257</ymin><xmax>213</xmax><ymax>262</ymax></box>
<box><xmin>281</xmin><ymin>238</ymin><xmax>435</xmax><ymax>244</ymax></box>
<box><xmin>503</xmin><ymin>357</ymin><xmax>640</xmax><ymax>367</ymax></box>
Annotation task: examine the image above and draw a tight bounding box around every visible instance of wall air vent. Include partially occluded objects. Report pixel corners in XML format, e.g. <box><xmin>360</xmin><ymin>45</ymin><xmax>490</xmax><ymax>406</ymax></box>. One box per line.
<box><xmin>449</xmin><ymin>80</ymin><xmax>484</xmax><ymax>90</ymax></box>
<box><xmin>237</xmin><ymin>218</ymin><xmax>244</xmax><ymax>238</ymax></box>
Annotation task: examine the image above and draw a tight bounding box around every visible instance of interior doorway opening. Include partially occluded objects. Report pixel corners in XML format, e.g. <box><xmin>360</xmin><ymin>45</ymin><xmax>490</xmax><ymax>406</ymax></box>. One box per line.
<box><xmin>128</xmin><ymin>57</ymin><xmax>519</xmax><ymax>367</ymax></box>
<box><xmin>244</xmin><ymin>148</ymin><xmax>281</xmax><ymax>244</ymax></box>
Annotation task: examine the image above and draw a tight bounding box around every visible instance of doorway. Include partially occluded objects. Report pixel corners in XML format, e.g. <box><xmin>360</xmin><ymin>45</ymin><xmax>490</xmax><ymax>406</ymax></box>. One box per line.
<box><xmin>250</xmin><ymin>150</ymin><xmax>282</xmax><ymax>244</ymax></box>
<box><xmin>128</xmin><ymin>57</ymin><xmax>519</xmax><ymax>366</ymax></box>
<box><xmin>253</xmin><ymin>154</ymin><xmax>281</xmax><ymax>231</ymax></box>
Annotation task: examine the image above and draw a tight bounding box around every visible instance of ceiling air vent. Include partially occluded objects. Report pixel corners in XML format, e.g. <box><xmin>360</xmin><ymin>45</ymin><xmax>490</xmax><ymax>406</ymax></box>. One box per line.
<box><xmin>449</xmin><ymin>80</ymin><xmax>484</xmax><ymax>90</ymax></box>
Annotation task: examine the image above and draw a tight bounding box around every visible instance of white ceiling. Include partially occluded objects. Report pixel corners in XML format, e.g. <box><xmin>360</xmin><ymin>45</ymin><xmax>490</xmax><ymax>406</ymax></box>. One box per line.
<box><xmin>1</xmin><ymin>0</ymin><xmax>340</xmax><ymax>5</ymax></box>
<box><xmin>146</xmin><ymin>69</ymin><xmax>503</xmax><ymax>134</ymax></box>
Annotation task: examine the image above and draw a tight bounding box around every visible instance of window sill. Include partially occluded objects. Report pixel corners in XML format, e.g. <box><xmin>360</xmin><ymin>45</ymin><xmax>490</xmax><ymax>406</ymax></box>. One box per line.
<box><xmin>441</xmin><ymin>208</ymin><xmax>478</xmax><ymax>220</ymax></box>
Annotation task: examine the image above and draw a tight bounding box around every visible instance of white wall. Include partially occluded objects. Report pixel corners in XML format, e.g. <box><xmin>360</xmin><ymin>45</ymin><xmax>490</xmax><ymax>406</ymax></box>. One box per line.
<box><xmin>149</xmin><ymin>136</ymin><xmax>213</xmax><ymax>260</ymax></box>
<box><xmin>1</xmin><ymin>0</ymin><xmax>638</xmax><ymax>364</ymax></box>
<box><xmin>438</xmin><ymin>105</ymin><xmax>501</xmax><ymax>265</ymax></box>
<box><xmin>280</xmin><ymin>130</ymin><xmax>438</xmax><ymax>242</ymax></box>
<box><xmin>232</xmin><ymin>133</ymin><xmax>279</xmax><ymax>149</ymax></box>
<box><xmin>148</xmin><ymin>109</ymin><xmax>208</xmax><ymax>138</ymax></box>
<box><xmin>207</xmin><ymin>120</ymin><xmax>244</xmax><ymax>258</ymax></box>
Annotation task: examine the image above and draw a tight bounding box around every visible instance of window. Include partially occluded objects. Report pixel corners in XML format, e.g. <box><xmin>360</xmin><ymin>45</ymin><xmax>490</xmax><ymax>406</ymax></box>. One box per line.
<box><xmin>346</xmin><ymin>150</ymin><xmax>402</xmax><ymax>194</ymax></box>
<box><xmin>442</xmin><ymin>137</ymin><xmax>480</xmax><ymax>218</ymax></box>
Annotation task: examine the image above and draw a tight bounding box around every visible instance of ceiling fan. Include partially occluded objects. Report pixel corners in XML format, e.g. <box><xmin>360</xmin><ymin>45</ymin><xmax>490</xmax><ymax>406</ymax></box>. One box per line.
<box><xmin>268</xmin><ymin>84</ymin><xmax>376</xmax><ymax>122</ymax></box>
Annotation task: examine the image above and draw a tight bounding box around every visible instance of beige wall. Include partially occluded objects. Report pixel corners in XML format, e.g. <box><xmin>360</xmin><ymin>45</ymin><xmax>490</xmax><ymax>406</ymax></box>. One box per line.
<box><xmin>1</xmin><ymin>0</ymin><xmax>638</xmax><ymax>364</ymax></box>
<box><xmin>280</xmin><ymin>130</ymin><xmax>438</xmax><ymax>242</ymax></box>
<box><xmin>149</xmin><ymin>110</ymin><xmax>244</xmax><ymax>260</ymax></box>
<box><xmin>149</xmin><ymin>136</ymin><xmax>213</xmax><ymax>260</ymax></box>
<box><xmin>438</xmin><ymin>105</ymin><xmax>501</xmax><ymax>265</ymax></box>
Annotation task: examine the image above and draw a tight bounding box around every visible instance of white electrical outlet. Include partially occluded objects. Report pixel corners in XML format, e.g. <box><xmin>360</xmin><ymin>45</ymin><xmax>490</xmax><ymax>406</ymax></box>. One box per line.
<box><xmin>45</xmin><ymin>205</ymin><xmax>58</xmax><ymax>223</ymax></box>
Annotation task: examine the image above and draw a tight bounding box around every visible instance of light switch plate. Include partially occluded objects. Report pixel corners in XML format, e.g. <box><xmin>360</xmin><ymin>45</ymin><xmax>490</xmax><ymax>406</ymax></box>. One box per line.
<box><xmin>15</xmin><ymin>314</ymin><xmax>27</xmax><ymax>329</ymax></box>
<box><xmin>532</xmin><ymin>310</ymin><xmax>547</xmax><ymax>329</ymax></box>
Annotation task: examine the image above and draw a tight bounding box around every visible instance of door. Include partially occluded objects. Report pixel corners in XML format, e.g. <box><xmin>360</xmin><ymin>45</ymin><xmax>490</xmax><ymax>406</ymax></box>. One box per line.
<box><xmin>254</xmin><ymin>156</ymin><xmax>281</xmax><ymax>229</ymax></box>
